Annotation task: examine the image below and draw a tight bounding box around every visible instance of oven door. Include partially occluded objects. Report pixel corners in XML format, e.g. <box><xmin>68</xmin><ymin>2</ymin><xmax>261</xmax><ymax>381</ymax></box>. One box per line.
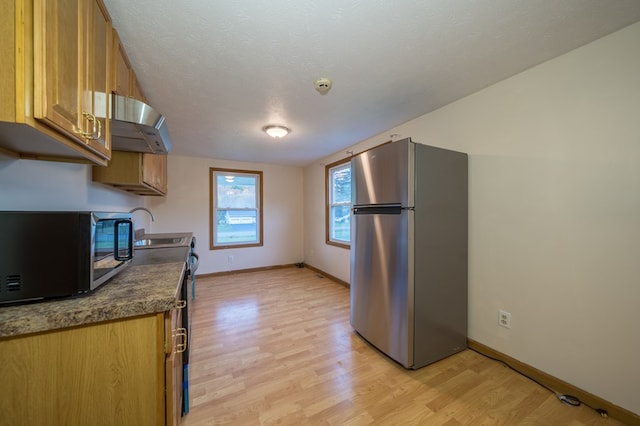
<box><xmin>92</xmin><ymin>213</ymin><xmax>133</xmax><ymax>289</ymax></box>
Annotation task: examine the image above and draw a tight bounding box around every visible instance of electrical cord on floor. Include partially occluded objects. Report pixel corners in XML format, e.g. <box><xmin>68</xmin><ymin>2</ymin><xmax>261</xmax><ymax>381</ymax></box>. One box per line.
<box><xmin>469</xmin><ymin>348</ymin><xmax>609</xmax><ymax>418</ymax></box>
<box><xmin>558</xmin><ymin>394</ymin><xmax>581</xmax><ymax>407</ymax></box>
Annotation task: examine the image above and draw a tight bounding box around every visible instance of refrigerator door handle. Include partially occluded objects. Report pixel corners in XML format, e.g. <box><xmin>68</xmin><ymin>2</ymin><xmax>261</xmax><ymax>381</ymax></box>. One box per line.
<box><xmin>352</xmin><ymin>205</ymin><xmax>403</xmax><ymax>215</ymax></box>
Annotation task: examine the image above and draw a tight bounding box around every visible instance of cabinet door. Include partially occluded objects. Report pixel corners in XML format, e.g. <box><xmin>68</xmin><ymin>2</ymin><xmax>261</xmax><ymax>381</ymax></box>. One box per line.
<box><xmin>83</xmin><ymin>0</ymin><xmax>111</xmax><ymax>157</ymax></box>
<box><xmin>33</xmin><ymin>0</ymin><xmax>111</xmax><ymax>159</ymax></box>
<box><xmin>143</xmin><ymin>153</ymin><xmax>168</xmax><ymax>194</ymax></box>
<box><xmin>0</xmin><ymin>315</ymin><xmax>164</xmax><ymax>425</ymax></box>
<box><xmin>165</xmin><ymin>306</ymin><xmax>184</xmax><ymax>426</ymax></box>
<box><xmin>112</xmin><ymin>31</ymin><xmax>132</xmax><ymax>96</ymax></box>
<box><xmin>131</xmin><ymin>72</ymin><xmax>148</xmax><ymax>103</ymax></box>
<box><xmin>113</xmin><ymin>29</ymin><xmax>147</xmax><ymax>102</ymax></box>
<box><xmin>33</xmin><ymin>0</ymin><xmax>84</xmax><ymax>141</ymax></box>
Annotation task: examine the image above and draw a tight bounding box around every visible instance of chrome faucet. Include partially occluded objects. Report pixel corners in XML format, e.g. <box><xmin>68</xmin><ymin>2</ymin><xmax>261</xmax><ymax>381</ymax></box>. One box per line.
<box><xmin>129</xmin><ymin>207</ymin><xmax>155</xmax><ymax>221</ymax></box>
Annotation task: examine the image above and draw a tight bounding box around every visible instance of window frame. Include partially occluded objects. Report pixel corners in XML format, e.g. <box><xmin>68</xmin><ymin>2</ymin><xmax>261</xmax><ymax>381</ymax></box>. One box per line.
<box><xmin>209</xmin><ymin>167</ymin><xmax>264</xmax><ymax>250</ymax></box>
<box><xmin>325</xmin><ymin>157</ymin><xmax>352</xmax><ymax>249</ymax></box>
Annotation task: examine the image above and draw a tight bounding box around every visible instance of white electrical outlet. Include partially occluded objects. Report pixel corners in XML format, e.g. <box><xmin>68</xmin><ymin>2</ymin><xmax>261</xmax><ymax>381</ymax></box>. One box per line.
<box><xmin>228</xmin><ymin>255</ymin><xmax>234</xmax><ymax>263</ymax></box>
<box><xmin>498</xmin><ymin>310</ymin><xmax>511</xmax><ymax>328</ymax></box>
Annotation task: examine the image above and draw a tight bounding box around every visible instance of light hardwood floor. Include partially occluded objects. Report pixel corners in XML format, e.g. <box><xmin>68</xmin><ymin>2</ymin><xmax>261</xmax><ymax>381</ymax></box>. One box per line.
<box><xmin>182</xmin><ymin>267</ymin><xmax>623</xmax><ymax>425</ymax></box>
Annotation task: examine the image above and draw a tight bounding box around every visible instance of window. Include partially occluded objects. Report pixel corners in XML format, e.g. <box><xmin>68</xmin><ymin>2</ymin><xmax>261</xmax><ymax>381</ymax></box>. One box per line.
<box><xmin>326</xmin><ymin>158</ymin><xmax>351</xmax><ymax>248</ymax></box>
<box><xmin>210</xmin><ymin>168</ymin><xmax>263</xmax><ymax>249</ymax></box>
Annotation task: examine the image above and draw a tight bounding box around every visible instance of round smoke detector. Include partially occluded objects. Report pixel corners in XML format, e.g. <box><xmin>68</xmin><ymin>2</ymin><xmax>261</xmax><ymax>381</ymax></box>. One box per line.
<box><xmin>314</xmin><ymin>77</ymin><xmax>332</xmax><ymax>94</ymax></box>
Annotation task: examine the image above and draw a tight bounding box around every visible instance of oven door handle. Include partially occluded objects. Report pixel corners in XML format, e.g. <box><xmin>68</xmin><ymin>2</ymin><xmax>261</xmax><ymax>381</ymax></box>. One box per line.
<box><xmin>189</xmin><ymin>252</ymin><xmax>199</xmax><ymax>275</ymax></box>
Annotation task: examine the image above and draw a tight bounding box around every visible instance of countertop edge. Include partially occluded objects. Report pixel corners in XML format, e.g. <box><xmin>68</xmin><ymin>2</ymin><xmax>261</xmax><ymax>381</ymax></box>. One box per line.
<box><xmin>0</xmin><ymin>232</ymin><xmax>193</xmax><ymax>339</ymax></box>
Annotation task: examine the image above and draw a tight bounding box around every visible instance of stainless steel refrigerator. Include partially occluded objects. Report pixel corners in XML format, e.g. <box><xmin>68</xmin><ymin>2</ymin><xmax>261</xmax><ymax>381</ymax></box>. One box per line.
<box><xmin>350</xmin><ymin>138</ymin><xmax>468</xmax><ymax>369</ymax></box>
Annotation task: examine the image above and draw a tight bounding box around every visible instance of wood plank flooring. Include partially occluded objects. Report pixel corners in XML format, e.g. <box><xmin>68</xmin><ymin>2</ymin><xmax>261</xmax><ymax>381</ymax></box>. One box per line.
<box><xmin>182</xmin><ymin>267</ymin><xmax>623</xmax><ymax>425</ymax></box>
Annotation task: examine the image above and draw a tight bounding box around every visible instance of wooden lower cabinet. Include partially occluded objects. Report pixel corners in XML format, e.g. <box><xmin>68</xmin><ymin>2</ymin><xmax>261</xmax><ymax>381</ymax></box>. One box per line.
<box><xmin>166</xmin><ymin>303</ymin><xmax>185</xmax><ymax>426</ymax></box>
<box><xmin>0</xmin><ymin>310</ymin><xmax>183</xmax><ymax>426</ymax></box>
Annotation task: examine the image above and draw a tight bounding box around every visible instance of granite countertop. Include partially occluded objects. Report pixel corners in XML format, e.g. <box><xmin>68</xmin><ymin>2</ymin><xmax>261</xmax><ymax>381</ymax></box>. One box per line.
<box><xmin>0</xmin><ymin>233</ymin><xmax>193</xmax><ymax>339</ymax></box>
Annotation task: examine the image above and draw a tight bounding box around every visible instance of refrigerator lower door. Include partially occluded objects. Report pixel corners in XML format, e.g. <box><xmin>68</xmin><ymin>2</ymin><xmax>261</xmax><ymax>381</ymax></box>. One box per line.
<box><xmin>350</xmin><ymin>207</ymin><xmax>413</xmax><ymax>368</ymax></box>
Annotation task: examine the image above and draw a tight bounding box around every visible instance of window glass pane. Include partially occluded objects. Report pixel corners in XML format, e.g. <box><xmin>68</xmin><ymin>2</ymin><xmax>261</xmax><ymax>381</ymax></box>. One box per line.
<box><xmin>327</xmin><ymin>161</ymin><xmax>351</xmax><ymax>246</ymax></box>
<box><xmin>216</xmin><ymin>174</ymin><xmax>257</xmax><ymax>208</ymax></box>
<box><xmin>331</xmin><ymin>165</ymin><xmax>351</xmax><ymax>204</ymax></box>
<box><xmin>330</xmin><ymin>204</ymin><xmax>351</xmax><ymax>242</ymax></box>
<box><xmin>215</xmin><ymin>209</ymin><xmax>258</xmax><ymax>244</ymax></box>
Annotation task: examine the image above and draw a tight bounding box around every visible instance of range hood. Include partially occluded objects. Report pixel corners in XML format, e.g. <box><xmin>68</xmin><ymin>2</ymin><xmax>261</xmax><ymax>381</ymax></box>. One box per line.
<box><xmin>108</xmin><ymin>95</ymin><xmax>172</xmax><ymax>154</ymax></box>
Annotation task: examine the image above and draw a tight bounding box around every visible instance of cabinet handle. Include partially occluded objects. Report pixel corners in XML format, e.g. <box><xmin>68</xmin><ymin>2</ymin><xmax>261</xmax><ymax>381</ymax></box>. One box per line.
<box><xmin>74</xmin><ymin>114</ymin><xmax>93</xmax><ymax>139</ymax></box>
<box><xmin>80</xmin><ymin>113</ymin><xmax>102</xmax><ymax>141</ymax></box>
<box><xmin>93</xmin><ymin>117</ymin><xmax>102</xmax><ymax>141</ymax></box>
<box><xmin>174</xmin><ymin>327</ymin><xmax>187</xmax><ymax>353</ymax></box>
<box><xmin>176</xmin><ymin>300</ymin><xmax>186</xmax><ymax>309</ymax></box>
<box><xmin>72</xmin><ymin>124</ymin><xmax>92</xmax><ymax>139</ymax></box>
<box><xmin>81</xmin><ymin>113</ymin><xmax>95</xmax><ymax>139</ymax></box>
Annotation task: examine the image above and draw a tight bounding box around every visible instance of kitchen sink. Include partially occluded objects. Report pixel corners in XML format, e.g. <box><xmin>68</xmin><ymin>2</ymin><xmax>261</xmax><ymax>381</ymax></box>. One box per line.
<box><xmin>134</xmin><ymin>237</ymin><xmax>187</xmax><ymax>248</ymax></box>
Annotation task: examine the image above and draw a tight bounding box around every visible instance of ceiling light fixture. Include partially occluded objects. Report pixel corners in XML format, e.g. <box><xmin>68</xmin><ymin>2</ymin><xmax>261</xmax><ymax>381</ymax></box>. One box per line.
<box><xmin>263</xmin><ymin>125</ymin><xmax>290</xmax><ymax>138</ymax></box>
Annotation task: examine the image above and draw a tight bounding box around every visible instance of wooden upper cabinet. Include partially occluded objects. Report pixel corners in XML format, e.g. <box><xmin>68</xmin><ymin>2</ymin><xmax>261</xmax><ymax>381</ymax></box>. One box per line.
<box><xmin>131</xmin><ymin>73</ymin><xmax>148</xmax><ymax>103</ymax></box>
<box><xmin>112</xmin><ymin>29</ymin><xmax>147</xmax><ymax>103</ymax></box>
<box><xmin>97</xmin><ymin>30</ymin><xmax>166</xmax><ymax>197</ymax></box>
<box><xmin>33</xmin><ymin>0</ymin><xmax>112</xmax><ymax>159</ymax></box>
<box><xmin>143</xmin><ymin>153</ymin><xmax>168</xmax><ymax>194</ymax></box>
<box><xmin>93</xmin><ymin>151</ymin><xmax>168</xmax><ymax>196</ymax></box>
<box><xmin>0</xmin><ymin>0</ymin><xmax>111</xmax><ymax>165</ymax></box>
<box><xmin>86</xmin><ymin>0</ymin><xmax>111</xmax><ymax>155</ymax></box>
<box><xmin>32</xmin><ymin>0</ymin><xmax>80</xmax><ymax>139</ymax></box>
<box><xmin>112</xmin><ymin>31</ymin><xmax>132</xmax><ymax>97</ymax></box>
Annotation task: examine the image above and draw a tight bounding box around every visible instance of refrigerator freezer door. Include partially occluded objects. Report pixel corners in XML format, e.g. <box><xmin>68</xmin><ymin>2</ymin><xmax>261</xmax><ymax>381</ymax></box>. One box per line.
<box><xmin>351</xmin><ymin>139</ymin><xmax>413</xmax><ymax>207</ymax></box>
<box><xmin>350</xmin><ymin>207</ymin><xmax>413</xmax><ymax>368</ymax></box>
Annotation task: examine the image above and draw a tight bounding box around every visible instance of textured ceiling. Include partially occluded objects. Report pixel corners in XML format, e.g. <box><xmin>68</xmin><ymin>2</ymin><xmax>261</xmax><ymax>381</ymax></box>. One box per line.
<box><xmin>102</xmin><ymin>0</ymin><xmax>640</xmax><ymax>166</ymax></box>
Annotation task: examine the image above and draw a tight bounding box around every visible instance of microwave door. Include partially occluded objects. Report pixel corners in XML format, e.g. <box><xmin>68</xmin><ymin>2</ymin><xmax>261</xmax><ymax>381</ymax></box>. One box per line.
<box><xmin>92</xmin><ymin>217</ymin><xmax>133</xmax><ymax>289</ymax></box>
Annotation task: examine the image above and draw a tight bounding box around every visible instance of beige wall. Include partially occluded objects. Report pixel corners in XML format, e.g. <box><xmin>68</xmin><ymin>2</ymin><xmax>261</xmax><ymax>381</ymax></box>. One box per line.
<box><xmin>0</xmin><ymin>157</ymin><xmax>141</xmax><ymax>211</ymax></box>
<box><xmin>0</xmin><ymin>154</ymin><xmax>304</xmax><ymax>276</ymax></box>
<box><xmin>148</xmin><ymin>155</ymin><xmax>304</xmax><ymax>275</ymax></box>
<box><xmin>303</xmin><ymin>22</ymin><xmax>640</xmax><ymax>414</ymax></box>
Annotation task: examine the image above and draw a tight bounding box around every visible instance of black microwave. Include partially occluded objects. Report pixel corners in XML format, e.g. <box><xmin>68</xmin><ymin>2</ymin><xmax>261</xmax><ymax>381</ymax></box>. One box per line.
<box><xmin>0</xmin><ymin>211</ymin><xmax>134</xmax><ymax>305</ymax></box>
